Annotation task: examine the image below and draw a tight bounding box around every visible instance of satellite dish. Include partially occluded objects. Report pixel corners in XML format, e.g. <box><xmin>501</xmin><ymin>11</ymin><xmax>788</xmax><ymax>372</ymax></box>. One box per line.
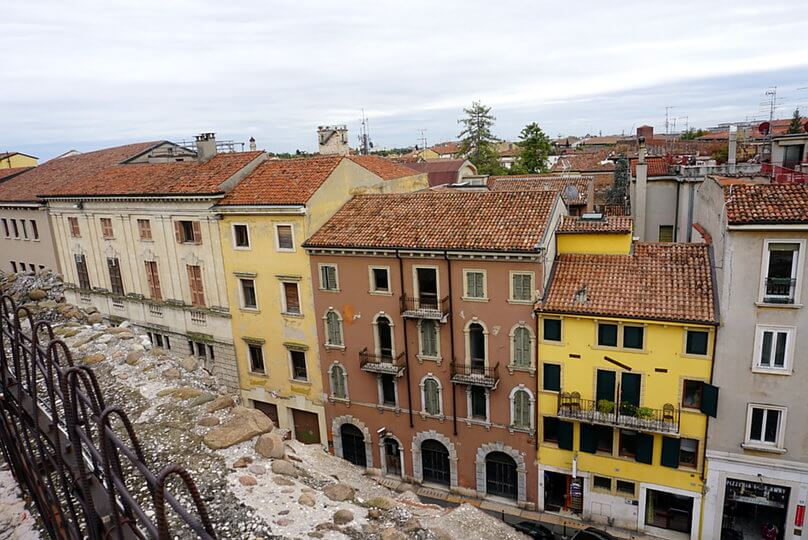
<box><xmin>758</xmin><ymin>121</ymin><xmax>771</xmax><ymax>135</ymax></box>
<box><xmin>563</xmin><ymin>184</ymin><xmax>580</xmax><ymax>200</ymax></box>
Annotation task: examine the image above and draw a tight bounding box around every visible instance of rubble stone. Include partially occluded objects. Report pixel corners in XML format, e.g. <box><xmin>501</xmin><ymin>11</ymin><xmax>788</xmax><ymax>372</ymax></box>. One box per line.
<box><xmin>255</xmin><ymin>432</ymin><xmax>286</xmax><ymax>459</ymax></box>
<box><xmin>298</xmin><ymin>493</ymin><xmax>316</xmax><ymax>507</ymax></box>
<box><xmin>203</xmin><ymin>406</ymin><xmax>273</xmax><ymax>449</ymax></box>
<box><xmin>83</xmin><ymin>353</ymin><xmax>106</xmax><ymax>365</ymax></box>
<box><xmin>238</xmin><ymin>475</ymin><xmax>257</xmax><ymax>486</ymax></box>
<box><xmin>270</xmin><ymin>460</ymin><xmax>298</xmax><ymax>477</ymax></box>
<box><xmin>248</xmin><ymin>464</ymin><xmax>266</xmax><ymax>475</ymax></box>
<box><xmin>332</xmin><ymin>509</ymin><xmax>354</xmax><ymax>525</ymax></box>
<box><xmin>206</xmin><ymin>395</ymin><xmax>235</xmax><ymax>413</ymax></box>
<box><xmin>198</xmin><ymin>416</ymin><xmax>220</xmax><ymax>427</ymax></box>
<box><xmin>323</xmin><ymin>482</ymin><xmax>355</xmax><ymax>502</ymax></box>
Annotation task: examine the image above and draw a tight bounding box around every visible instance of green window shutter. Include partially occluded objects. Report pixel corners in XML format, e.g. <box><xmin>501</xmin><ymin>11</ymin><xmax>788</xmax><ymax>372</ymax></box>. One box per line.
<box><xmin>557</xmin><ymin>421</ymin><xmax>574</xmax><ymax>450</ymax></box>
<box><xmin>635</xmin><ymin>433</ymin><xmax>654</xmax><ymax>464</ymax></box>
<box><xmin>661</xmin><ymin>437</ymin><xmax>681</xmax><ymax>468</ymax></box>
<box><xmin>621</xmin><ymin>373</ymin><xmax>641</xmax><ymax>407</ymax></box>
<box><xmin>543</xmin><ymin>318</ymin><xmax>561</xmax><ymax>341</ymax></box>
<box><xmin>514</xmin><ymin>328</ymin><xmax>530</xmax><ymax>367</ymax></box>
<box><xmin>579</xmin><ymin>423</ymin><xmax>597</xmax><ymax>454</ymax></box>
<box><xmin>700</xmin><ymin>383</ymin><xmax>719</xmax><ymax>418</ymax></box>
<box><xmin>475</xmin><ymin>273</ymin><xmax>484</xmax><ymax>296</ymax></box>
<box><xmin>596</xmin><ymin>370</ymin><xmax>616</xmax><ymax>403</ymax></box>
<box><xmin>543</xmin><ymin>363</ymin><xmax>561</xmax><ymax>391</ymax></box>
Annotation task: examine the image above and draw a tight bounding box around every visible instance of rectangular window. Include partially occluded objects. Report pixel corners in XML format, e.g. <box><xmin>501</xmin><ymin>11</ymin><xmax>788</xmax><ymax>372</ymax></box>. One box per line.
<box><xmin>137</xmin><ymin>219</ymin><xmax>152</xmax><ymax>241</ymax></box>
<box><xmin>20</xmin><ymin>220</ymin><xmax>28</xmax><ymax>239</ymax></box>
<box><xmin>290</xmin><ymin>350</ymin><xmax>307</xmax><ymax>381</ymax></box>
<box><xmin>543</xmin><ymin>318</ymin><xmax>562</xmax><ymax>342</ymax></box>
<box><xmin>380</xmin><ymin>374</ymin><xmax>397</xmax><ymax>406</ymax></box>
<box><xmin>144</xmin><ymin>261</ymin><xmax>162</xmax><ymax>300</ymax></box>
<box><xmin>511</xmin><ymin>272</ymin><xmax>533</xmax><ymax>301</ymax></box>
<box><xmin>543</xmin><ymin>417</ymin><xmax>558</xmax><ymax>443</ymax></box>
<box><xmin>470</xmin><ymin>386</ymin><xmax>487</xmax><ymax>420</ymax></box>
<box><xmin>616</xmin><ymin>480</ymin><xmax>636</xmax><ymax>496</ymax></box>
<box><xmin>682</xmin><ymin>379</ymin><xmax>703</xmax><ymax>409</ymax></box>
<box><xmin>419</xmin><ymin>319</ymin><xmax>439</xmax><ymax>357</ymax></box>
<box><xmin>275</xmin><ymin>224</ymin><xmax>294</xmax><ymax>251</ymax></box>
<box><xmin>595</xmin><ymin>425</ymin><xmax>613</xmax><ymax>453</ymax></box>
<box><xmin>30</xmin><ymin>220</ymin><xmax>39</xmax><ymax>240</ymax></box>
<box><xmin>593</xmin><ymin>476</ymin><xmax>612</xmax><ymax>491</ymax></box>
<box><xmin>679</xmin><ymin>438</ymin><xmax>698</xmax><ymax>468</ymax></box>
<box><xmin>623</xmin><ymin>325</ymin><xmax>644</xmax><ymax>350</ymax></box>
<box><xmin>175</xmin><ymin>220</ymin><xmax>201</xmax><ymax>244</ymax></box>
<box><xmin>240</xmin><ymin>278</ymin><xmax>257</xmax><ymax>309</ymax></box>
<box><xmin>320</xmin><ymin>265</ymin><xmax>338</xmax><ymax>291</ymax></box>
<box><xmin>100</xmin><ymin>218</ymin><xmax>114</xmax><ymax>239</ymax></box>
<box><xmin>107</xmin><ymin>257</ymin><xmax>124</xmax><ymax>296</ymax></box>
<box><xmin>371</xmin><ymin>267</ymin><xmax>390</xmax><ymax>293</ymax></box>
<box><xmin>232</xmin><ymin>224</ymin><xmax>250</xmax><ymax>248</ymax></box>
<box><xmin>11</xmin><ymin>219</ymin><xmax>19</xmax><ymax>238</ymax></box>
<box><xmin>248</xmin><ymin>344</ymin><xmax>265</xmax><ymax>374</ymax></box>
<box><xmin>597</xmin><ymin>322</ymin><xmax>618</xmax><ymax>347</ymax></box>
<box><xmin>75</xmin><ymin>254</ymin><xmax>91</xmax><ymax>289</ymax></box>
<box><xmin>763</xmin><ymin>242</ymin><xmax>800</xmax><ymax>304</ymax></box>
<box><xmin>187</xmin><ymin>265</ymin><xmax>206</xmax><ymax>306</ymax></box>
<box><xmin>645</xmin><ymin>489</ymin><xmax>693</xmax><ymax>534</ymax></box>
<box><xmin>282</xmin><ymin>282</ymin><xmax>301</xmax><ymax>315</ymax></box>
<box><xmin>619</xmin><ymin>430</ymin><xmax>637</xmax><ymax>458</ymax></box>
<box><xmin>1</xmin><ymin>218</ymin><xmax>8</xmax><ymax>237</ymax></box>
<box><xmin>543</xmin><ymin>363</ymin><xmax>561</xmax><ymax>392</ymax></box>
<box><xmin>464</xmin><ymin>270</ymin><xmax>486</xmax><ymax>299</ymax></box>
<box><xmin>685</xmin><ymin>330</ymin><xmax>709</xmax><ymax>355</ymax></box>
<box><xmin>658</xmin><ymin>225</ymin><xmax>674</xmax><ymax>242</ymax></box>
<box><xmin>746</xmin><ymin>405</ymin><xmax>784</xmax><ymax>447</ymax></box>
<box><xmin>68</xmin><ymin>217</ymin><xmax>80</xmax><ymax>237</ymax></box>
<box><xmin>10</xmin><ymin>261</ymin><xmax>17</xmax><ymax>272</ymax></box>
<box><xmin>754</xmin><ymin>326</ymin><xmax>793</xmax><ymax>372</ymax></box>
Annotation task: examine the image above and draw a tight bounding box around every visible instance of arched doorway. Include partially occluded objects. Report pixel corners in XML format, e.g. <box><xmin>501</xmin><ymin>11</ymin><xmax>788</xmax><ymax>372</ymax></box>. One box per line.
<box><xmin>421</xmin><ymin>439</ymin><xmax>450</xmax><ymax>486</ymax></box>
<box><xmin>376</xmin><ymin>315</ymin><xmax>393</xmax><ymax>360</ymax></box>
<box><xmin>340</xmin><ymin>424</ymin><xmax>367</xmax><ymax>467</ymax></box>
<box><xmin>486</xmin><ymin>451</ymin><xmax>518</xmax><ymax>499</ymax></box>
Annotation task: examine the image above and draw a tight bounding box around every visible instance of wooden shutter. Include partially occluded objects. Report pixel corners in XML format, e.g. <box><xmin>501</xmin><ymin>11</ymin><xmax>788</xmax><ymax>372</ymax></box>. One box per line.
<box><xmin>174</xmin><ymin>222</ymin><xmax>183</xmax><ymax>243</ymax></box>
<box><xmin>327</xmin><ymin>312</ymin><xmax>342</xmax><ymax>345</ymax></box>
<box><xmin>635</xmin><ymin>433</ymin><xmax>654</xmax><ymax>464</ymax></box>
<box><xmin>192</xmin><ymin>221</ymin><xmax>202</xmax><ymax>244</ymax></box>
<box><xmin>139</xmin><ymin>219</ymin><xmax>152</xmax><ymax>240</ymax></box>
<box><xmin>187</xmin><ymin>265</ymin><xmax>205</xmax><ymax>306</ymax></box>
<box><xmin>514</xmin><ymin>390</ymin><xmax>530</xmax><ymax>428</ymax></box>
<box><xmin>284</xmin><ymin>283</ymin><xmax>300</xmax><ymax>313</ymax></box>
<box><xmin>332</xmin><ymin>366</ymin><xmax>345</xmax><ymax>398</ymax></box>
<box><xmin>543</xmin><ymin>363</ymin><xmax>561</xmax><ymax>392</ymax></box>
<box><xmin>557</xmin><ymin>420</ymin><xmax>574</xmax><ymax>450</ymax></box>
<box><xmin>277</xmin><ymin>225</ymin><xmax>293</xmax><ymax>249</ymax></box>
<box><xmin>579</xmin><ymin>423</ymin><xmax>597</xmax><ymax>454</ymax></box>
<box><xmin>425</xmin><ymin>380</ymin><xmax>438</xmax><ymax>414</ymax></box>
<box><xmin>661</xmin><ymin>437</ymin><xmax>680</xmax><ymax>468</ymax></box>
<box><xmin>145</xmin><ymin>261</ymin><xmax>162</xmax><ymax>300</ymax></box>
<box><xmin>421</xmin><ymin>320</ymin><xmax>436</xmax><ymax>356</ymax></box>
<box><xmin>700</xmin><ymin>382</ymin><xmax>719</xmax><ymax>418</ymax></box>
<box><xmin>596</xmin><ymin>370</ymin><xmax>616</xmax><ymax>403</ymax></box>
<box><xmin>620</xmin><ymin>373</ymin><xmax>641</xmax><ymax>407</ymax></box>
<box><xmin>514</xmin><ymin>327</ymin><xmax>530</xmax><ymax>366</ymax></box>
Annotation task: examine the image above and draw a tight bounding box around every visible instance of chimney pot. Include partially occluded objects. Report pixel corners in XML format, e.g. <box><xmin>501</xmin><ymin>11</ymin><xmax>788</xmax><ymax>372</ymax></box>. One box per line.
<box><xmin>195</xmin><ymin>132</ymin><xmax>217</xmax><ymax>162</ymax></box>
<box><xmin>249</xmin><ymin>137</ymin><xmax>257</xmax><ymax>152</ymax></box>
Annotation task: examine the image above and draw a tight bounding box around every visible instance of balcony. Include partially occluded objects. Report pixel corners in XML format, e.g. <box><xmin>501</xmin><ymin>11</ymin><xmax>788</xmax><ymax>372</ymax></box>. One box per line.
<box><xmin>359</xmin><ymin>348</ymin><xmax>406</xmax><ymax>376</ymax></box>
<box><xmin>400</xmin><ymin>295</ymin><xmax>449</xmax><ymax>321</ymax></box>
<box><xmin>556</xmin><ymin>392</ymin><xmax>680</xmax><ymax>435</ymax></box>
<box><xmin>763</xmin><ymin>277</ymin><xmax>797</xmax><ymax>304</ymax></box>
<box><xmin>450</xmin><ymin>361</ymin><xmax>500</xmax><ymax>388</ymax></box>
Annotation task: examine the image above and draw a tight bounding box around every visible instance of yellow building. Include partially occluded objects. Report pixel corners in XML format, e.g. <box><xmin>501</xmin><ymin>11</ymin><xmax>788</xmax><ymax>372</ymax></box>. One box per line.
<box><xmin>0</xmin><ymin>152</ymin><xmax>38</xmax><ymax>169</ymax></box>
<box><xmin>536</xmin><ymin>215</ymin><xmax>719</xmax><ymax>540</ymax></box>
<box><xmin>215</xmin><ymin>155</ymin><xmax>428</xmax><ymax>445</ymax></box>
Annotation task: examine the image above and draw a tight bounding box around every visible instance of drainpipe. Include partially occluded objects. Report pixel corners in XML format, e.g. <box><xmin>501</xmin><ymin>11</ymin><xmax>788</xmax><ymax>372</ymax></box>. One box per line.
<box><xmin>396</xmin><ymin>252</ymin><xmax>414</xmax><ymax>429</ymax></box>
<box><xmin>445</xmin><ymin>251</ymin><xmax>458</xmax><ymax>436</ymax></box>
<box><xmin>673</xmin><ymin>179</ymin><xmax>682</xmax><ymax>242</ymax></box>
<box><xmin>686</xmin><ymin>183</ymin><xmax>695</xmax><ymax>243</ymax></box>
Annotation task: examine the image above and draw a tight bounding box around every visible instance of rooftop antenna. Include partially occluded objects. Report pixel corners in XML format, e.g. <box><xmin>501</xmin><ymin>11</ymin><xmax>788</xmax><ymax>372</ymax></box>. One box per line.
<box><xmin>664</xmin><ymin>106</ymin><xmax>677</xmax><ymax>135</ymax></box>
<box><xmin>418</xmin><ymin>129</ymin><xmax>427</xmax><ymax>152</ymax></box>
<box><xmin>358</xmin><ymin>109</ymin><xmax>372</xmax><ymax>155</ymax></box>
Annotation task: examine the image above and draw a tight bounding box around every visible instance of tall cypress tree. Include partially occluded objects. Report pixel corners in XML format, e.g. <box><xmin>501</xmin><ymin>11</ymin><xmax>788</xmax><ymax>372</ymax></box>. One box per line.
<box><xmin>458</xmin><ymin>101</ymin><xmax>502</xmax><ymax>175</ymax></box>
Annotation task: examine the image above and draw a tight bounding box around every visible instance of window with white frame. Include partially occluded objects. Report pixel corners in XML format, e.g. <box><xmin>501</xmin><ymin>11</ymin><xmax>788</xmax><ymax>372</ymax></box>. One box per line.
<box><xmin>240</xmin><ymin>278</ymin><xmax>258</xmax><ymax>309</ymax></box>
<box><xmin>232</xmin><ymin>224</ymin><xmax>250</xmax><ymax>249</ymax></box>
<box><xmin>745</xmin><ymin>404</ymin><xmax>786</xmax><ymax>449</ymax></box>
<box><xmin>421</xmin><ymin>376</ymin><xmax>442</xmax><ymax>416</ymax></box>
<box><xmin>753</xmin><ymin>326</ymin><xmax>794</xmax><ymax>373</ymax></box>
<box><xmin>329</xmin><ymin>363</ymin><xmax>348</xmax><ymax>399</ymax></box>
<box><xmin>275</xmin><ymin>224</ymin><xmax>295</xmax><ymax>251</ymax></box>
<box><xmin>320</xmin><ymin>264</ymin><xmax>338</xmax><ymax>291</ymax></box>
<box><xmin>511</xmin><ymin>387</ymin><xmax>533</xmax><ymax>430</ymax></box>
<box><xmin>463</xmin><ymin>270</ymin><xmax>486</xmax><ymax>300</ymax></box>
<box><xmin>761</xmin><ymin>240</ymin><xmax>803</xmax><ymax>304</ymax></box>
<box><xmin>511</xmin><ymin>272</ymin><xmax>534</xmax><ymax>302</ymax></box>
<box><xmin>289</xmin><ymin>349</ymin><xmax>308</xmax><ymax>381</ymax></box>
<box><xmin>325</xmin><ymin>310</ymin><xmax>343</xmax><ymax>347</ymax></box>
<box><xmin>248</xmin><ymin>344</ymin><xmax>265</xmax><ymax>374</ymax></box>
<box><xmin>419</xmin><ymin>319</ymin><xmax>439</xmax><ymax>358</ymax></box>
<box><xmin>370</xmin><ymin>266</ymin><xmax>390</xmax><ymax>293</ymax></box>
<box><xmin>281</xmin><ymin>281</ymin><xmax>301</xmax><ymax>315</ymax></box>
<box><xmin>511</xmin><ymin>325</ymin><xmax>532</xmax><ymax>369</ymax></box>
<box><xmin>469</xmin><ymin>386</ymin><xmax>488</xmax><ymax>422</ymax></box>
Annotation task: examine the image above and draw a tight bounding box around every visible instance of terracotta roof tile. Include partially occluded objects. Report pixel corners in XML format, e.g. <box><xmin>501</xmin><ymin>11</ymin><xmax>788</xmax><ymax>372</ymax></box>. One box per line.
<box><xmin>557</xmin><ymin>215</ymin><xmax>633</xmax><ymax>234</ymax></box>
<box><xmin>630</xmin><ymin>156</ymin><xmax>670</xmax><ymax>177</ymax></box>
<box><xmin>304</xmin><ymin>190</ymin><xmax>559</xmax><ymax>252</ymax></box>
<box><xmin>346</xmin><ymin>155</ymin><xmax>419</xmax><ymax>180</ymax></box>
<box><xmin>539</xmin><ymin>243</ymin><xmax>717</xmax><ymax>324</ymax></box>
<box><xmin>431</xmin><ymin>142</ymin><xmax>461</xmax><ymax>155</ymax></box>
<box><xmin>488</xmin><ymin>175</ymin><xmax>591</xmax><ymax>205</ymax></box>
<box><xmin>0</xmin><ymin>167</ymin><xmax>33</xmax><ymax>183</ymax></box>
<box><xmin>551</xmin><ymin>151</ymin><xmax>615</xmax><ymax>173</ymax></box>
<box><xmin>0</xmin><ymin>142</ymin><xmax>162</xmax><ymax>202</ymax></box>
<box><xmin>220</xmin><ymin>156</ymin><xmax>341</xmax><ymax>205</ymax></box>
<box><xmin>43</xmin><ymin>151</ymin><xmax>263</xmax><ymax>197</ymax></box>
<box><xmin>724</xmin><ymin>183</ymin><xmax>808</xmax><ymax>225</ymax></box>
<box><xmin>405</xmin><ymin>159</ymin><xmax>475</xmax><ymax>187</ymax></box>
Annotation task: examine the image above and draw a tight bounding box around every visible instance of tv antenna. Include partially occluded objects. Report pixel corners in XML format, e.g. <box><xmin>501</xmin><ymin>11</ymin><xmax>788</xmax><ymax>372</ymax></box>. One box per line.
<box><xmin>358</xmin><ymin>109</ymin><xmax>373</xmax><ymax>155</ymax></box>
<box><xmin>664</xmin><ymin>106</ymin><xmax>677</xmax><ymax>135</ymax></box>
<box><xmin>417</xmin><ymin>129</ymin><xmax>427</xmax><ymax>152</ymax></box>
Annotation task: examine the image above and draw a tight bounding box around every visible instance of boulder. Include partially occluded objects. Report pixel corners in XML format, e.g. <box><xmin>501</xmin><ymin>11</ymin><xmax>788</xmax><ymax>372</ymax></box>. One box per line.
<box><xmin>198</xmin><ymin>416</ymin><xmax>220</xmax><ymax>427</ymax></box>
<box><xmin>106</xmin><ymin>327</ymin><xmax>131</xmax><ymax>334</ymax></box>
<box><xmin>171</xmin><ymin>387</ymin><xmax>202</xmax><ymax>400</ymax></box>
<box><xmin>248</xmin><ymin>464</ymin><xmax>266</xmax><ymax>475</ymax></box>
<box><xmin>125</xmin><ymin>351</ymin><xmax>143</xmax><ymax>365</ymax></box>
<box><xmin>275</xmin><ymin>518</ymin><xmax>293</xmax><ymax>527</ymax></box>
<box><xmin>162</xmin><ymin>368</ymin><xmax>181</xmax><ymax>379</ymax></box>
<box><xmin>298</xmin><ymin>493</ymin><xmax>316</xmax><ymax>507</ymax></box>
<box><xmin>206</xmin><ymin>395</ymin><xmax>235</xmax><ymax>413</ymax></box>
<box><xmin>238</xmin><ymin>475</ymin><xmax>257</xmax><ymax>487</ymax></box>
<box><xmin>273</xmin><ymin>476</ymin><xmax>295</xmax><ymax>486</ymax></box>
<box><xmin>323</xmin><ymin>483</ymin><xmax>355</xmax><ymax>502</ymax></box>
<box><xmin>83</xmin><ymin>353</ymin><xmax>106</xmax><ymax>365</ymax></box>
<box><xmin>189</xmin><ymin>393</ymin><xmax>216</xmax><ymax>407</ymax></box>
<box><xmin>380</xmin><ymin>529</ymin><xmax>407</xmax><ymax>540</ymax></box>
<box><xmin>86</xmin><ymin>312</ymin><xmax>103</xmax><ymax>324</ymax></box>
<box><xmin>232</xmin><ymin>457</ymin><xmax>252</xmax><ymax>468</ymax></box>
<box><xmin>270</xmin><ymin>460</ymin><xmax>298</xmax><ymax>477</ymax></box>
<box><xmin>332</xmin><ymin>509</ymin><xmax>354</xmax><ymax>525</ymax></box>
<box><xmin>202</xmin><ymin>406</ymin><xmax>274</xmax><ymax>450</ymax></box>
<box><xmin>255</xmin><ymin>432</ymin><xmax>286</xmax><ymax>459</ymax></box>
<box><xmin>181</xmin><ymin>356</ymin><xmax>199</xmax><ymax>372</ymax></box>
<box><xmin>116</xmin><ymin>331</ymin><xmax>135</xmax><ymax>340</ymax></box>
<box><xmin>28</xmin><ymin>289</ymin><xmax>47</xmax><ymax>301</ymax></box>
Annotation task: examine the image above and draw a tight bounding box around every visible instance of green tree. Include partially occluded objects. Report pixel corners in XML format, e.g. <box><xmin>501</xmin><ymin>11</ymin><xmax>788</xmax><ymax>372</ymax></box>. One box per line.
<box><xmin>458</xmin><ymin>101</ymin><xmax>502</xmax><ymax>175</ymax></box>
<box><xmin>680</xmin><ymin>128</ymin><xmax>707</xmax><ymax>140</ymax></box>
<box><xmin>512</xmin><ymin>122</ymin><xmax>551</xmax><ymax>174</ymax></box>
<box><xmin>787</xmin><ymin>108</ymin><xmax>804</xmax><ymax>134</ymax></box>
<box><xmin>606</xmin><ymin>154</ymin><xmax>629</xmax><ymax>208</ymax></box>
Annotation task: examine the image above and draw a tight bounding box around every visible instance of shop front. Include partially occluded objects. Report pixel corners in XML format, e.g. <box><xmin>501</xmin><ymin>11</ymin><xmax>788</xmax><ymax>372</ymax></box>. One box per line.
<box><xmin>721</xmin><ymin>479</ymin><xmax>790</xmax><ymax>540</ymax></box>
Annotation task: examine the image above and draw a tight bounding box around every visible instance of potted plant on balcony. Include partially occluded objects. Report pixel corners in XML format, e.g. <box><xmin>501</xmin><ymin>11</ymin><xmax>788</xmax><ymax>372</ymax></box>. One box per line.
<box><xmin>619</xmin><ymin>402</ymin><xmax>638</xmax><ymax>417</ymax></box>
<box><xmin>636</xmin><ymin>407</ymin><xmax>655</xmax><ymax>420</ymax></box>
<box><xmin>597</xmin><ymin>400</ymin><xmax>615</xmax><ymax>414</ymax></box>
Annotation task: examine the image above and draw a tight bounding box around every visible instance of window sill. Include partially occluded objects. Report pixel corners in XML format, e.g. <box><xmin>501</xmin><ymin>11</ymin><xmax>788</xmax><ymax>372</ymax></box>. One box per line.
<box><xmin>248</xmin><ymin>371</ymin><xmax>268</xmax><ymax>378</ymax></box>
<box><xmin>417</xmin><ymin>354</ymin><xmax>442</xmax><ymax>364</ymax></box>
<box><xmin>741</xmin><ymin>443</ymin><xmax>787</xmax><ymax>454</ymax></box>
<box><xmin>751</xmin><ymin>367</ymin><xmax>793</xmax><ymax>376</ymax></box>
<box><xmin>507</xmin><ymin>299</ymin><xmax>533</xmax><ymax>305</ymax></box>
<box><xmin>139</xmin><ymin>238</ymin><xmax>154</xmax><ymax>243</ymax></box>
<box><xmin>377</xmin><ymin>404</ymin><xmax>401</xmax><ymax>414</ymax></box>
<box><xmin>507</xmin><ymin>364</ymin><xmax>536</xmax><ymax>376</ymax></box>
<box><xmin>681</xmin><ymin>353</ymin><xmax>711</xmax><ymax>360</ymax></box>
<box><xmin>319</xmin><ymin>288</ymin><xmax>341</xmax><ymax>293</ymax></box>
<box><xmin>275</xmin><ymin>249</ymin><xmax>296</xmax><ymax>254</ymax></box>
<box><xmin>540</xmin><ymin>339</ymin><xmax>564</xmax><ymax>346</ymax></box>
<box><xmin>282</xmin><ymin>312</ymin><xmax>304</xmax><ymax>319</ymax></box>
<box><xmin>507</xmin><ymin>425</ymin><xmax>535</xmax><ymax>435</ymax></box>
<box><xmin>464</xmin><ymin>418</ymin><xmax>491</xmax><ymax>429</ymax></box>
<box><xmin>462</xmin><ymin>297</ymin><xmax>489</xmax><ymax>303</ymax></box>
<box><xmin>329</xmin><ymin>396</ymin><xmax>350</xmax><ymax>405</ymax></box>
<box><xmin>289</xmin><ymin>379</ymin><xmax>311</xmax><ymax>386</ymax></box>
<box><xmin>240</xmin><ymin>307</ymin><xmax>261</xmax><ymax>314</ymax></box>
<box><xmin>540</xmin><ymin>389</ymin><xmax>560</xmax><ymax>395</ymax></box>
<box><xmin>419</xmin><ymin>412</ymin><xmax>446</xmax><ymax>422</ymax></box>
<box><xmin>756</xmin><ymin>302</ymin><xmax>803</xmax><ymax>309</ymax></box>
<box><xmin>233</xmin><ymin>246</ymin><xmax>252</xmax><ymax>251</ymax></box>
<box><xmin>325</xmin><ymin>344</ymin><xmax>346</xmax><ymax>351</ymax></box>
<box><xmin>369</xmin><ymin>290</ymin><xmax>393</xmax><ymax>296</ymax></box>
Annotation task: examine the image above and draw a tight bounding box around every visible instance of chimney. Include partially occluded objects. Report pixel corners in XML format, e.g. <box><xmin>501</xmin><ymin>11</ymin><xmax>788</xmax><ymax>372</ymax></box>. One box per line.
<box><xmin>634</xmin><ymin>137</ymin><xmax>648</xmax><ymax>241</ymax></box>
<box><xmin>728</xmin><ymin>125</ymin><xmax>737</xmax><ymax>174</ymax></box>
<box><xmin>195</xmin><ymin>133</ymin><xmax>217</xmax><ymax>162</ymax></box>
<box><xmin>586</xmin><ymin>177</ymin><xmax>595</xmax><ymax>212</ymax></box>
<box><xmin>249</xmin><ymin>136</ymin><xmax>257</xmax><ymax>151</ymax></box>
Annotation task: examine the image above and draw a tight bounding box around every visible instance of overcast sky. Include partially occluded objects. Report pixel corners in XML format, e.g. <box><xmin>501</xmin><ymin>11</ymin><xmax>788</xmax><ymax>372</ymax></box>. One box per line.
<box><xmin>3</xmin><ymin>0</ymin><xmax>808</xmax><ymax>161</ymax></box>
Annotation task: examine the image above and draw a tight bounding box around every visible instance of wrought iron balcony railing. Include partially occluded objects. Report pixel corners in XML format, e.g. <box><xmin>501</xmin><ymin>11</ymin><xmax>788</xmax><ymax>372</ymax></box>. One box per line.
<box><xmin>556</xmin><ymin>392</ymin><xmax>680</xmax><ymax>434</ymax></box>
<box><xmin>450</xmin><ymin>361</ymin><xmax>500</xmax><ymax>388</ymax></box>
<box><xmin>400</xmin><ymin>295</ymin><xmax>450</xmax><ymax>321</ymax></box>
<box><xmin>763</xmin><ymin>277</ymin><xmax>797</xmax><ymax>304</ymax></box>
<box><xmin>359</xmin><ymin>348</ymin><xmax>406</xmax><ymax>376</ymax></box>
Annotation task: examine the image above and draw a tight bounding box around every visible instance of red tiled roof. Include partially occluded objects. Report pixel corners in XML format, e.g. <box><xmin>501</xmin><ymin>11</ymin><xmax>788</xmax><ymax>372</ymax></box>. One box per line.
<box><xmin>405</xmin><ymin>159</ymin><xmax>475</xmax><ymax>187</ymax></box>
<box><xmin>488</xmin><ymin>175</ymin><xmax>591</xmax><ymax>206</ymax></box>
<box><xmin>0</xmin><ymin>167</ymin><xmax>33</xmax><ymax>183</ymax></box>
<box><xmin>630</xmin><ymin>156</ymin><xmax>670</xmax><ymax>177</ymax></box>
<box><xmin>557</xmin><ymin>215</ymin><xmax>633</xmax><ymax>234</ymax></box>
<box><xmin>220</xmin><ymin>156</ymin><xmax>342</xmax><ymax>205</ymax></box>
<box><xmin>43</xmin><ymin>151</ymin><xmax>263</xmax><ymax>197</ymax></box>
<box><xmin>431</xmin><ymin>142</ymin><xmax>461</xmax><ymax>155</ymax></box>
<box><xmin>0</xmin><ymin>142</ymin><xmax>162</xmax><ymax>202</ymax></box>
<box><xmin>724</xmin><ymin>183</ymin><xmax>808</xmax><ymax>225</ymax></box>
<box><xmin>579</xmin><ymin>135</ymin><xmax>623</xmax><ymax>146</ymax></box>
<box><xmin>539</xmin><ymin>243</ymin><xmax>717</xmax><ymax>324</ymax></box>
<box><xmin>551</xmin><ymin>151</ymin><xmax>615</xmax><ymax>173</ymax></box>
<box><xmin>346</xmin><ymin>155</ymin><xmax>419</xmax><ymax>180</ymax></box>
<box><xmin>304</xmin><ymin>190</ymin><xmax>559</xmax><ymax>252</ymax></box>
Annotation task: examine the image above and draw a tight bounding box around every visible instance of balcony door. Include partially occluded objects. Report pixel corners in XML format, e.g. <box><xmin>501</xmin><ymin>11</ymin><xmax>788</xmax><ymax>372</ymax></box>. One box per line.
<box><xmin>783</xmin><ymin>144</ymin><xmax>804</xmax><ymax>170</ymax></box>
<box><xmin>376</xmin><ymin>316</ymin><xmax>393</xmax><ymax>360</ymax></box>
<box><xmin>620</xmin><ymin>372</ymin><xmax>641</xmax><ymax>408</ymax></box>
<box><xmin>416</xmin><ymin>267</ymin><xmax>438</xmax><ymax>309</ymax></box>
<box><xmin>596</xmin><ymin>369</ymin><xmax>616</xmax><ymax>403</ymax></box>
<box><xmin>469</xmin><ymin>323</ymin><xmax>486</xmax><ymax>371</ymax></box>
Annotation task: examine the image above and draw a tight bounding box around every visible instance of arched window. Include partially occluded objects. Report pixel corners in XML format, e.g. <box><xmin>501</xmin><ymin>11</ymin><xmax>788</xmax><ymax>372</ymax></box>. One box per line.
<box><xmin>512</xmin><ymin>326</ymin><xmax>532</xmax><ymax>368</ymax></box>
<box><xmin>325</xmin><ymin>310</ymin><xmax>343</xmax><ymax>346</ymax></box>
<box><xmin>422</xmin><ymin>377</ymin><xmax>442</xmax><ymax>415</ymax></box>
<box><xmin>375</xmin><ymin>314</ymin><xmax>394</xmax><ymax>359</ymax></box>
<box><xmin>511</xmin><ymin>388</ymin><xmax>533</xmax><ymax>430</ymax></box>
<box><xmin>468</xmin><ymin>322</ymin><xmax>486</xmax><ymax>369</ymax></box>
<box><xmin>420</xmin><ymin>319</ymin><xmax>438</xmax><ymax>357</ymax></box>
<box><xmin>330</xmin><ymin>364</ymin><xmax>347</xmax><ymax>399</ymax></box>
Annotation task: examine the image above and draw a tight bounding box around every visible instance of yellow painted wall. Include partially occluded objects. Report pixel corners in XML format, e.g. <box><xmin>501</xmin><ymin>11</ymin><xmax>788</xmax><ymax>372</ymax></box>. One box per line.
<box><xmin>0</xmin><ymin>154</ymin><xmax>37</xmax><ymax>168</ymax></box>
<box><xmin>538</xmin><ymin>314</ymin><xmax>714</xmax><ymax>495</ymax></box>
<box><xmin>556</xmin><ymin>232</ymin><xmax>632</xmax><ymax>255</ymax></box>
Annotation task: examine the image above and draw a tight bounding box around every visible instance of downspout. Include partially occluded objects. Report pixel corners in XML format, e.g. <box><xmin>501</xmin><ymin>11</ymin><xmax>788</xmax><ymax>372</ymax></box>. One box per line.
<box><xmin>673</xmin><ymin>178</ymin><xmax>681</xmax><ymax>242</ymax></box>
<box><xmin>445</xmin><ymin>251</ymin><xmax>458</xmax><ymax>436</ymax></box>
<box><xmin>686</xmin><ymin>183</ymin><xmax>695</xmax><ymax>243</ymax></box>
<box><xmin>396</xmin><ymin>252</ymin><xmax>414</xmax><ymax>429</ymax></box>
